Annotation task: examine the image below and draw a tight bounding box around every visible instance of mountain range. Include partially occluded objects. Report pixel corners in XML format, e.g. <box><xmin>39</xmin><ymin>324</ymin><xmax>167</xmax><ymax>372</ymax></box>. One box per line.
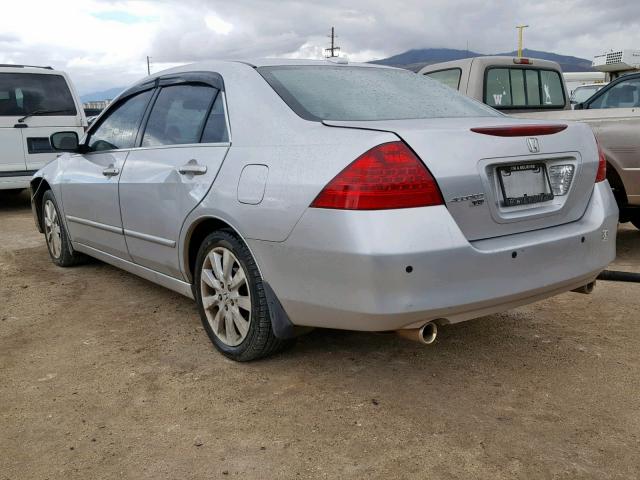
<box><xmin>80</xmin><ymin>48</ymin><xmax>594</xmax><ymax>102</ymax></box>
<box><xmin>371</xmin><ymin>48</ymin><xmax>594</xmax><ymax>72</ymax></box>
<box><xmin>80</xmin><ymin>87</ymin><xmax>126</xmax><ymax>103</ymax></box>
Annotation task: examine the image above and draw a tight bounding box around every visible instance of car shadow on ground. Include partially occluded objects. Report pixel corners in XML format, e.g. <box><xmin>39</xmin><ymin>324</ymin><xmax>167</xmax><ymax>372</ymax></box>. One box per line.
<box><xmin>0</xmin><ymin>189</ymin><xmax>31</xmax><ymax>212</ymax></box>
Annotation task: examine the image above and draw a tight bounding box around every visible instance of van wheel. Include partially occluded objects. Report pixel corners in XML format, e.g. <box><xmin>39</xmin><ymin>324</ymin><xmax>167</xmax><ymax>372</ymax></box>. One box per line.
<box><xmin>42</xmin><ymin>190</ymin><xmax>85</xmax><ymax>267</ymax></box>
<box><xmin>194</xmin><ymin>230</ymin><xmax>291</xmax><ymax>361</ymax></box>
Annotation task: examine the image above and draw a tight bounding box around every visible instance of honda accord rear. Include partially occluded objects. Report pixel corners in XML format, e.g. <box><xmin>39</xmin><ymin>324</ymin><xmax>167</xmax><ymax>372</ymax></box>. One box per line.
<box><xmin>248</xmin><ymin>62</ymin><xmax>618</xmax><ymax>335</ymax></box>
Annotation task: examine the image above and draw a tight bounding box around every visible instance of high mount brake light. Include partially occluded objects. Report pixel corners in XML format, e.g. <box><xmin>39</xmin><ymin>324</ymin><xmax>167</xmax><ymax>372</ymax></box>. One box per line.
<box><xmin>310</xmin><ymin>142</ymin><xmax>443</xmax><ymax>210</ymax></box>
<box><xmin>470</xmin><ymin>124</ymin><xmax>568</xmax><ymax>137</ymax></box>
<box><xmin>513</xmin><ymin>58</ymin><xmax>533</xmax><ymax>65</ymax></box>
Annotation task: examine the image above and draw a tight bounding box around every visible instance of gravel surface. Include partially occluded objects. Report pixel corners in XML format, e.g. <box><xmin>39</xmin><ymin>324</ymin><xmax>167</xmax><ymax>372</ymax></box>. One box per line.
<box><xmin>1</xmin><ymin>190</ymin><xmax>639</xmax><ymax>479</ymax></box>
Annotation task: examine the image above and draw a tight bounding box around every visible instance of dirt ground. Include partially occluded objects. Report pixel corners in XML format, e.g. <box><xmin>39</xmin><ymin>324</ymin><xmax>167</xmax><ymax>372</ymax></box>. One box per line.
<box><xmin>1</xmin><ymin>190</ymin><xmax>639</xmax><ymax>480</ymax></box>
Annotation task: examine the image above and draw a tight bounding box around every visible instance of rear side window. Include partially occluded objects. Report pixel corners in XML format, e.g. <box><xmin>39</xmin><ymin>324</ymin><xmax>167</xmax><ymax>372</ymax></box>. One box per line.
<box><xmin>201</xmin><ymin>93</ymin><xmax>228</xmax><ymax>143</ymax></box>
<box><xmin>0</xmin><ymin>73</ymin><xmax>77</xmax><ymax>116</ymax></box>
<box><xmin>424</xmin><ymin>69</ymin><xmax>462</xmax><ymax>90</ymax></box>
<box><xmin>485</xmin><ymin>68</ymin><xmax>565</xmax><ymax>108</ymax></box>
<box><xmin>88</xmin><ymin>90</ymin><xmax>153</xmax><ymax>152</ymax></box>
<box><xmin>141</xmin><ymin>84</ymin><xmax>217</xmax><ymax>147</ymax></box>
<box><xmin>259</xmin><ymin>66</ymin><xmax>496</xmax><ymax>121</ymax></box>
<box><xmin>588</xmin><ymin>77</ymin><xmax>640</xmax><ymax>109</ymax></box>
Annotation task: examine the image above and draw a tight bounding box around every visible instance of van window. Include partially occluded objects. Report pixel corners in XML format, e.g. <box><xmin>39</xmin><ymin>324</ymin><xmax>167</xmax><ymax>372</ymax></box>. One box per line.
<box><xmin>88</xmin><ymin>90</ymin><xmax>153</xmax><ymax>152</ymax></box>
<box><xmin>0</xmin><ymin>73</ymin><xmax>77</xmax><ymax>116</ymax></box>
<box><xmin>142</xmin><ymin>84</ymin><xmax>217</xmax><ymax>147</ymax></box>
<box><xmin>485</xmin><ymin>68</ymin><xmax>565</xmax><ymax>108</ymax></box>
<box><xmin>424</xmin><ymin>69</ymin><xmax>462</xmax><ymax>90</ymax></box>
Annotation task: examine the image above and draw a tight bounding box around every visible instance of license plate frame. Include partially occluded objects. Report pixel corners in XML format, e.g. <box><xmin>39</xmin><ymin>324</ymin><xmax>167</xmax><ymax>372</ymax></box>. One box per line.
<box><xmin>497</xmin><ymin>163</ymin><xmax>554</xmax><ymax>207</ymax></box>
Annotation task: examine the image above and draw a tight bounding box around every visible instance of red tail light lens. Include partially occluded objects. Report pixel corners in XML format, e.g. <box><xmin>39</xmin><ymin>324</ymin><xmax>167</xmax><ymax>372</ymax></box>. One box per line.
<box><xmin>596</xmin><ymin>142</ymin><xmax>607</xmax><ymax>183</ymax></box>
<box><xmin>470</xmin><ymin>124</ymin><xmax>567</xmax><ymax>136</ymax></box>
<box><xmin>310</xmin><ymin>142</ymin><xmax>443</xmax><ymax>210</ymax></box>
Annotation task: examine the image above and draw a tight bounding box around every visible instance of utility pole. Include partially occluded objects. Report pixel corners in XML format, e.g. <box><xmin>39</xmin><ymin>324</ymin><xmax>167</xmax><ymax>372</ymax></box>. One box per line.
<box><xmin>516</xmin><ymin>24</ymin><xmax>529</xmax><ymax>58</ymax></box>
<box><xmin>146</xmin><ymin>56</ymin><xmax>151</xmax><ymax>75</ymax></box>
<box><xmin>324</xmin><ymin>27</ymin><xmax>340</xmax><ymax>58</ymax></box>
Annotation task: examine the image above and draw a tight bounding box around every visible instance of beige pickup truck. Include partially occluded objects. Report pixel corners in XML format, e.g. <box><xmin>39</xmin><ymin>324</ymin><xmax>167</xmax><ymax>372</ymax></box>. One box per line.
<box><xmin>419</xmin><ymin>56</ymin><xmax>640</xmax><ymax>228</ymax></box>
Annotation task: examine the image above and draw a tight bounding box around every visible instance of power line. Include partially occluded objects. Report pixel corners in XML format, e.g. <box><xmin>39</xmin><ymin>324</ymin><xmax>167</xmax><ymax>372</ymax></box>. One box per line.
<box><xmin>324</xmin><ymin>27</ymin><xmax>340</xmax><ymax>58</ymax></box>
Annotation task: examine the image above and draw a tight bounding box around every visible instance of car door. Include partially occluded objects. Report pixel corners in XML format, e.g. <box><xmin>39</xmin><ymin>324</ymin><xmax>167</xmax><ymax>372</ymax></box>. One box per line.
<box><xmin>16</xmin><ymin>73</ymin><xmax>85</xmax><ymax>171</ymax></box>
<box><xmin>0</xmin><ymin>75</ymin><xmax>28</xmax><ymax>176</ymax></box>
<box><xmin>61</xmin><ymin>89</ymin><xmax>155</xmax><ymax>259</ymax></box>
<box><xmin>119</xmin><ymin>76</ymin><xmax>230</xmax><ymax>278</ymax></box>
<box><xmin>585</xmin><ymin>76</ymin><xmax>640</xmax><ymax>205</ymax></box>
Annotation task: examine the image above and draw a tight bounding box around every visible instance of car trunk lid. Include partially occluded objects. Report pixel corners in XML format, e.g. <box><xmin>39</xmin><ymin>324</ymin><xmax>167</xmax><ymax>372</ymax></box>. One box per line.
<box><xmin>323</xmin><ymin>117</ymin><xmax>599</xmax><ymax>241</ymax></box>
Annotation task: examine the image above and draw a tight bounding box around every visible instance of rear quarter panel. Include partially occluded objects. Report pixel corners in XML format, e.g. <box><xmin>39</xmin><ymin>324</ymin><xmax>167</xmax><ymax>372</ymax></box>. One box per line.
<box><xmin>177</xmin><ymin>62</ymin><xmax>399</xmax><ymax>277</ymax></box>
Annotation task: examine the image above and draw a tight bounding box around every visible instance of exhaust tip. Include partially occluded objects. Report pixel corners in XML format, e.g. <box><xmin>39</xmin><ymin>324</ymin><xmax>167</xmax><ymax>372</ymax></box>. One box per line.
<box><xmin>396</xmin><ymin>321</ymin><xmax>438</xmax><ymax>345</ymax></box>
<box><xmin>419</xmin><ymin>322</ymin><xmax>438</xmax><ymax>344</ymax></box>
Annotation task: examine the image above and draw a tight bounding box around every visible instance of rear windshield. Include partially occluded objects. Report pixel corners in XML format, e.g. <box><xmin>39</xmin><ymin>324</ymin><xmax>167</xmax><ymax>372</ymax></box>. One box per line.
<box><xmin>484</xmin><ymin>67</ymin><xmax>565</xmax><ymax>109</ymax></box>
<box><xmin>258</xmin><ymin>66</ymin><xmax>497</xmax><ymax>121</ymax></box>
<box><xmin>0</xmin><ymin>73</ymin><xmax>77</xmax><ymax>116</ymax></box>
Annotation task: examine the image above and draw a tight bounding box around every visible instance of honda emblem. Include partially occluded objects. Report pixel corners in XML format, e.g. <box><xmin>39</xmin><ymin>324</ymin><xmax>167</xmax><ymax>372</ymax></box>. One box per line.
<box><xmin>526</xmin><ymin>137</ymin><xmax>540</xmax><ymax>153</ymax></box>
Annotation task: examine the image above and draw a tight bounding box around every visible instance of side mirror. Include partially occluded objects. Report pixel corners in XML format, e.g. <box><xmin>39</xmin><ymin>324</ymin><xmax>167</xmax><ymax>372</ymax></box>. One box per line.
<box><xmin>573</xmin><ymin>102</ymin><xmax>585</xmax><ymax>110</ymax></box>
<box><xmin>50</xmin><ymin>131</ymin><xmax>79</xmax><ymax>152</ymax></box>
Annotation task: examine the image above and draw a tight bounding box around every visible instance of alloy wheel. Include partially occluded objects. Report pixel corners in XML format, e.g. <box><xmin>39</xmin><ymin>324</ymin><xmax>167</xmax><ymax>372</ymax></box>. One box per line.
<box><xmin>44</xmin><ymin>199</ymin><xmax>62</xmax><ymax>259</ymax></box>
<box><xmin>200</xmin><ymin>246</ymin><xmax>252</xmax><ymax>346</ymax></box>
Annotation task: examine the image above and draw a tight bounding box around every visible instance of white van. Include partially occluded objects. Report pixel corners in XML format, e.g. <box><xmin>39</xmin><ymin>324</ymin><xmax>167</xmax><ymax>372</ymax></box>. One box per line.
<box><xmin>0</xmin><ymin>65</ymin><xmax>86</xmax><ymax>191</ymax></box>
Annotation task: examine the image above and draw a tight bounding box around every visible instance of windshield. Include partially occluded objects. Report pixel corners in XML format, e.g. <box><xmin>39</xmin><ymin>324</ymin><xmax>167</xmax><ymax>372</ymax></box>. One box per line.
<box><xmin>484</xmin><ymin>67</ymin><xmax>565</xmax><ymax>109</ymax></box>
<box><xmin>0</xmin><ymin>73</ymin><xmax>77</xmax><ymax>117</ymax></box>
<box><xmin>571</xmin><ymin>85</ymin><xmax>602</xmax><ymax>103</ymax></box>
<box><xmin>258</xmin><ymin>65</ymin><xmax>498</xmax><ymax>121</ymax></box>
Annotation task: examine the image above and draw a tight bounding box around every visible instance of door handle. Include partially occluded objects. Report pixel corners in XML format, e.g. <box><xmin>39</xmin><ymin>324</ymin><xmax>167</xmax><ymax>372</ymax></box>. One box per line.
<box><xmin>102</xmin><ymin>166</ymin><xmax>119</xmax><ymax>177</ymax></box>
<box><xmin>178</xmin><ymin>161</ymin><xmax>207</xmax><ymax>175</ymax></box>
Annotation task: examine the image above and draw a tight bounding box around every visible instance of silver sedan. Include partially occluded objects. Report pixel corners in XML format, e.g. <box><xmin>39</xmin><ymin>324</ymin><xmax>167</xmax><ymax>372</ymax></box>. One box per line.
<box><xmin>31</xmin><ymin>59</ymin><xmax>618</xmax><ymax>361</ymax></box>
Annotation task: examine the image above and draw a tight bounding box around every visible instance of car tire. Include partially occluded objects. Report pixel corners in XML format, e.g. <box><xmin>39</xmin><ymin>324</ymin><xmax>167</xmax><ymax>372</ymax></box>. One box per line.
<box><xmin>42</xmin><ymin>190</ymin><xmax>85</xmax><ymax>267</ymax></box>
<box><xmin>194</xmin><ymin>229</ymin><xmax>291</xmax><ymax>361</ymax></box>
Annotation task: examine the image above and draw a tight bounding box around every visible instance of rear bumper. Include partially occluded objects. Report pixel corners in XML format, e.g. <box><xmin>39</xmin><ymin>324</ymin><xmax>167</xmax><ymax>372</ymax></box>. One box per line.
<box><xmin>249</xmin><ymin>182</ymin><xmax>618</xmax><ymax>331</ymax></box>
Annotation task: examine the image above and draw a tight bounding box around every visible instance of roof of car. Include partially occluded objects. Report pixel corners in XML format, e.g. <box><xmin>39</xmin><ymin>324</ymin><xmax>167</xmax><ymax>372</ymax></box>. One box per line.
<box><xmin>0</xmin><ymin>64</ymin><xmax>65</xmax><ymax>75</ymax></box>
<box><xmin>159</xmin><ymin>58</ymin><xmax>395</xmax><ymax>74</ymax></box>
<box><xmin>236</xmin><ymin>58</ymin><xmax>391</xmax><ymax>68</ymax></box>
<box><xmin>420</xmin><ymin>56</ymin><xmax>563</xmax><ymax>74</ymax></box>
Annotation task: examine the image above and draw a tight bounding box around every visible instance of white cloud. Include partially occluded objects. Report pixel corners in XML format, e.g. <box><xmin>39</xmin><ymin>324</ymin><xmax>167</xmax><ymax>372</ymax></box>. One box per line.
<box><xmin>1</xmin><ymin>0</ymin><xmax>639</xmax><ymax>95</ymax></box>
<box><xmin>205</xmin><ymin>14</ymin><xmax>233</xmax><ymax>35</ymax></box>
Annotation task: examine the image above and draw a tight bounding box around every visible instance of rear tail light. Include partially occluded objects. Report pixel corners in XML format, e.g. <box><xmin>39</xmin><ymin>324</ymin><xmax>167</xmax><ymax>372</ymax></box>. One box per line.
<box><xmin>513</xmin><ymin>57</ymin><xmax>533</xmax><ymax>65</ymax></box>
<box><xmin>470</xmin><ymin>124</ymin><xmax>567</xmax><ymax>137</ymax></box>
<box><xmin>310</xmin><ymin>142</ymin><xmax>443</xmax><ymax>210</ymax></box>
<box><xmin>595</xmin><ymin>141</ymin><xmax>607</xmax><ymax>182</ymax></box>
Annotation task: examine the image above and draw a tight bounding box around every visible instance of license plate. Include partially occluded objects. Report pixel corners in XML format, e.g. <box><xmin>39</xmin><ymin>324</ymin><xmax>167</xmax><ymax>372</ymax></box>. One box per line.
<box><xmin>497</xmin><ymin>163</ymin><xmax>554</xmax><ymax>207</ymax></box>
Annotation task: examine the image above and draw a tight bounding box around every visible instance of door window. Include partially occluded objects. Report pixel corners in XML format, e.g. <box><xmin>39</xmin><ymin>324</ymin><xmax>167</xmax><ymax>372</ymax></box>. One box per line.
<box><xmin>141</xmin><ymin>84</ymin><xmax>217</xmax><ymax>147</ymax></box>
<box><xmin>201</xmin><ymin>93</ymin><xmax>229</xmax><ymax>143</ymax></box>
<box><xmin>588</xmin><ymin>77</ymin><xmax>640</xmax><ymax>109</ymax></box>
<box><xmin>88</xmin><ymin>90</ymin><xmax>153</xmax><ymax>152</ymax></box>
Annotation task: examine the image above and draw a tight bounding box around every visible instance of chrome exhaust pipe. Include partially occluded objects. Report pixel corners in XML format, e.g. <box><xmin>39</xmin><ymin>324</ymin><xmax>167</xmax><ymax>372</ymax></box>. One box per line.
<box><xmin>396</xmin><ymin>322</ymin><xmax>438</xmax><ymax>345</ymax></box>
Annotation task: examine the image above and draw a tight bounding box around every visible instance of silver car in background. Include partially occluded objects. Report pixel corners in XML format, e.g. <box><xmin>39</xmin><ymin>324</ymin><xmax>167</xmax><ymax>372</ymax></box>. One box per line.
<box><xmin>31</xmin><ymin>59</ymin><xmax>618</xmax><ymax>361</ymax></box>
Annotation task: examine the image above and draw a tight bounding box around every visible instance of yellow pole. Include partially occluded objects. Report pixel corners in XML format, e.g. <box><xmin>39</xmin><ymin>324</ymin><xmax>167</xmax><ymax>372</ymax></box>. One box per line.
<box><xmin>516</xmin><ymin>24</ymin><xmax>529</xmax><ymax>57</ymax></box>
